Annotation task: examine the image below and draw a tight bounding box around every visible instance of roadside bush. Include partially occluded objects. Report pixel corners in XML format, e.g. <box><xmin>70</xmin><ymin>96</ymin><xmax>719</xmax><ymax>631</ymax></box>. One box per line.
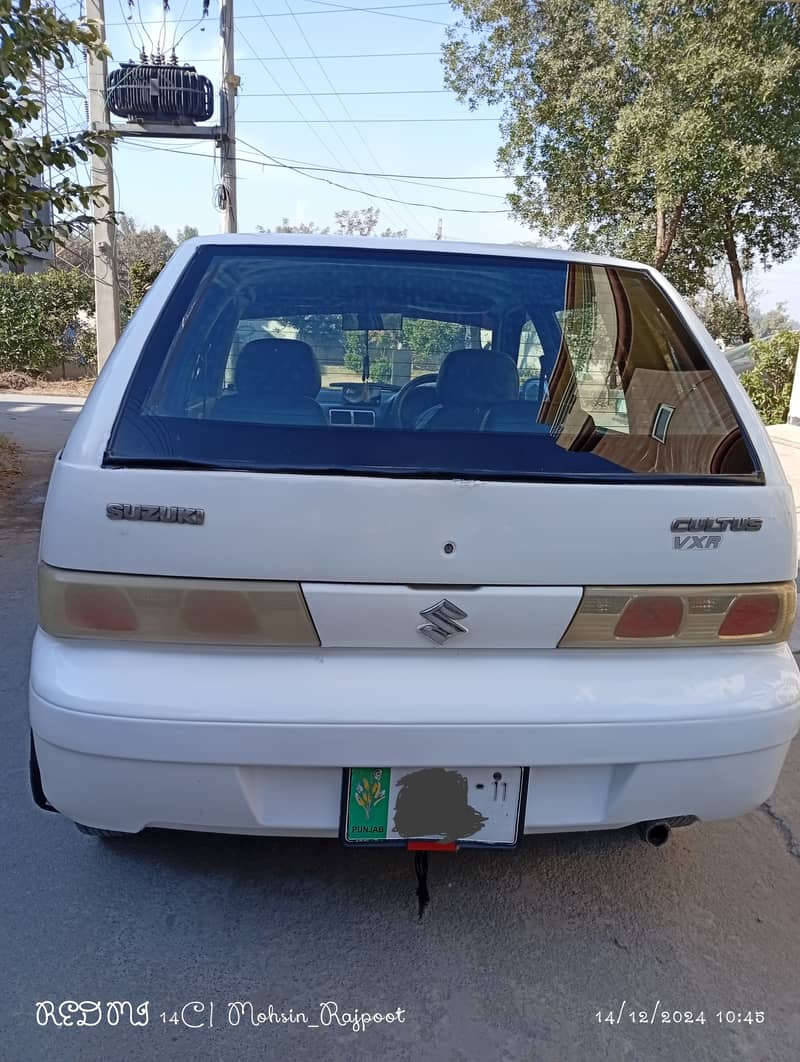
<box><xmin>740</xmin><ymin>331</ymin><xmax>800</xmax><ymax>425</ymax></box>
<box><xmin>0</xmin><ymin>269</ymin><xmax>95</xmax><ymax>374</ymax></box>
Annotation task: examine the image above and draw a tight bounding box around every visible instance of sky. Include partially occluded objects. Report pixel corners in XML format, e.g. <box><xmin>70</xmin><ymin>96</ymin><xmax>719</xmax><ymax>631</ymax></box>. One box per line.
<box><xmin>52</xmin><ymin>0</ymin><xmax>800</xmax><ymax>318</ymax></box>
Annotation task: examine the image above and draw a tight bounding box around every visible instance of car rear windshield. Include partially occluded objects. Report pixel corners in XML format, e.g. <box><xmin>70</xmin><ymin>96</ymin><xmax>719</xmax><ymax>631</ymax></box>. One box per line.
<box><xmin>106</xmin><ymin>245</ymin><xmax>760</xmax><ymax>482</ymax></box>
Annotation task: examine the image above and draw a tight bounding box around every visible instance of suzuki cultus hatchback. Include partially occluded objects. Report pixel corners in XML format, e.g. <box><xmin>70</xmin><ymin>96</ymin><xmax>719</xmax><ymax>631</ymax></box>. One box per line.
<box><xmin>29</xmin><ymin>236</ymin><xmax>800</xmax><ymax>858</ymax></box>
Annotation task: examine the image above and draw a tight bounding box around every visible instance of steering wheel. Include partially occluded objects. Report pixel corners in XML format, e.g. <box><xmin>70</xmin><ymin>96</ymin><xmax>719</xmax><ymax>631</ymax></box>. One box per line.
<box><xmin>391</xmin><ymin>373</ymin><xmax>439</xmax><ymax>428</ymax></box>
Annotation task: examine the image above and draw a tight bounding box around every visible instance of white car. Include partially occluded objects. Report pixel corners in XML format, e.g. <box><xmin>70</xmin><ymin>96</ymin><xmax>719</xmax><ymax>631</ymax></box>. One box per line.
<box><xmin>29</xmin><ymin>235</ymin><xmax>800</xmax><ymax>854</ymax></box>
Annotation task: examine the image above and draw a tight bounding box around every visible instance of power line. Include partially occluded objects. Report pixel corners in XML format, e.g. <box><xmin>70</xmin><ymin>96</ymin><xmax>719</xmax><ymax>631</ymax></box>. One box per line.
<box><xmin>296</xmin><ymin>0</ymin><xmax>449</xmax><ymax>24</ymax></box>
<box><xmin>185</xmin><ymin>51</ymin><xmax>440</xmax><ymax>61</ymax></box>
<box><xmin>280</xmin><ymin>0</ymin><xmax>424</xmax><ymax>234</ymax></box>
<box><xmin>170</xmin><ymin>0</ymin><xmax>194</xmax><ymax>52</ymax></box>
<box><xmin>235</xmin><ymin>21</ymin><xmax>412</xmax><ymax>232</ymax></box>
<box><xmin>116</xmin><ymin>137</ymin><xmax>512</xmax><ymax>186</ymax></box>
<box><xmin>115</xmin><ymin>0</ymin><xmax>143</xmax><ymax>55</ymax></box>
<box><xmin>236</xmin><ymin>24</ymin><xmax>360</xmax><ymax>174</ymax></box>
<box><xmin>120</xmin><ymin>139</ymin><xmax>511</xmax><ymax>214</ymax></box>
<box><xmin>237</xmin><ymin>117</ymin><xmax>499</xmax><ymax>123</ymax></box>
<box><xmin>238</xmin><ymin>137</ymin><xmax>509</xmax><ymax>213</ymax></box>
<box><xmin>133</xmin><ymin>0</ymin><xmax>155</xmax><ymax>56</ymax></box>
<box><xmin>119</xmin><ymin>139</ymin><xmax>513</xmax><ymax>183</ymax></box>
<box><xmin>264</xmin><ymin>154</ymin><xmax>514</xmax><ymax>180</ymax></box>
<box><xmin>239</xmin><ymin>88</ymin><xmax>449</xmax><ymax>96</ymax></box>
<box><xmin>244</xmin><ymin>0</ymin><xmax>415</xmax><ymax>234</ymax></box>
<box><xmin>105</xmin><ymin>2</ymin><xmax>450</xmax><ymax>29</ymax></box>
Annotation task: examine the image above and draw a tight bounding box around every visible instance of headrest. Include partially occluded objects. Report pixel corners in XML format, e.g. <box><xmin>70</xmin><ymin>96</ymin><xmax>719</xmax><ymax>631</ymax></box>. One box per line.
<box><xmin>480</xmin><ymin>402</ymin><xmax>553</xmax><ymax>435</ymax></box>
<box><xmin>436</xmin><ymin>348</ymin><xmax>519</xmax><ymax>406</ymax></box>
<box><xmin>235</xmin><ymin>338</ymin><xmax>321</xmax><ymax>399</ymax></box>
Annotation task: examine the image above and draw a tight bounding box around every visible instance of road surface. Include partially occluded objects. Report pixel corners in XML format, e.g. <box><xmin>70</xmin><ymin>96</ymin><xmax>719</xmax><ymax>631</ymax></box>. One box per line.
<box><xmin>1</xmin><ymin>394</ymin><xmax>798</xmax><ymax>1061</ymax></box>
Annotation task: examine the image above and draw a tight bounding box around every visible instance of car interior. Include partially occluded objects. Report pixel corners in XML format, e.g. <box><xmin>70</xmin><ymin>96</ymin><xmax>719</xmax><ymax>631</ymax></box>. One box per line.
<box><xmin>132</xmin><ymin>251</ymin><xmax>755</xmax><ymax>478</ymax></box>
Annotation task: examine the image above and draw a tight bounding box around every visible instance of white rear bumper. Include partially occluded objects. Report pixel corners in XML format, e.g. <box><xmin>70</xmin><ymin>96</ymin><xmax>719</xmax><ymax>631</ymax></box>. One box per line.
<box><xmin>29</xmin><ymin>631</ymin><xmax>800</xmax><ymax>835</ymax></box>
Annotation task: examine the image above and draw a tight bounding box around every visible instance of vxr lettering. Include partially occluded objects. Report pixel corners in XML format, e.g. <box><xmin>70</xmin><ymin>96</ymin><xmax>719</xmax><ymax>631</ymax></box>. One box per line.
<box><xmin>673</xmin><ymin>535</ymin><xmax>722</xmax><ymax>551</ymax></box>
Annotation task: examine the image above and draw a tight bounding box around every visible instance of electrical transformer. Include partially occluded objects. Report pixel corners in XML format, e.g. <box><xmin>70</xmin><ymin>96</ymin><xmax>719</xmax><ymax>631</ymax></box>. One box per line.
<box><xmin>107</xmin><ymin>64</ymin><xmax>214</xmax><ymax>125</ymax></box>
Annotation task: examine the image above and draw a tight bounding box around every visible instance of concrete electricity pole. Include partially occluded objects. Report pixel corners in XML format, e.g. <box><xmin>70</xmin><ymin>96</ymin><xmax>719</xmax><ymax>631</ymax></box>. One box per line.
<box><xmin>85</xmin><ymin>0</ymin><xmax>121</xmax><ymax>372</ymax></box>
<box><xmin>219</xmin><ymin>0</ymin><xmax>239</xmax><ymax>233</ymax></box>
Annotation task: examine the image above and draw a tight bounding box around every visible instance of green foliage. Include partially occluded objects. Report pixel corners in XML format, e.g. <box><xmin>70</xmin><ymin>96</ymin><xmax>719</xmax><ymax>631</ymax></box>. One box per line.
<box><xmin>175</xmin><ymin>225</ymin><xmax>199</xmax><ymax>244</ymax></box>
<box><xmin>126</xmin><ymin>260</ymin><xmax>159</xmax><ymax>318</ymax></box>
<box><xmin>333</xmin><ymin>207</ymin><xmax>406</xmax><ymax>238</ymax></box>
<box><xmin>57</xmin><ymin>217</ymin><xmax>180</xmax><ymax>323</ymax></box>
<box><xmin>740</xmin><ymin>331</ymin><xmax>800</xmax><ymax>425</ymax></box>
<box><xmin>342</xmin><ymin>332</ymin><xmax>393</xmax><ymax>382</ymax></box>
<box><xmin>0</xmin><ymin>269</ymin><xmax>94</xmax><ymax>373</ymax></box>
<box><xmin>750</xmin><ymin>302</ymin><xmax>800</xmax><ymax>340</ymax></box>
<box><xmin>266</xmin><ymin>208</ymin><xmax>406</xmax><ymax>238</ymax></box>
<box><xmin>342</xmin><ymin>318</ymin><xmax>469</xmax><ymax>382</ymax></box>
<box><xmin>0</xmin><ymin>0</ymin><xmax>111</xmax><ymax>267</ymax></box>
<box><xmin>401</xmin><ymin>319</ymin><xmax>464</xmax><ymax>370</ymax></box>
<box><xmin>691</xmin><ymin>290</ymin><xmax>749</xmax><ymax>346</ymax></box>
<box><xmin>443</xmin><ymin>1</ymin><xmax>800</xmax><ymax>297</ymax></box>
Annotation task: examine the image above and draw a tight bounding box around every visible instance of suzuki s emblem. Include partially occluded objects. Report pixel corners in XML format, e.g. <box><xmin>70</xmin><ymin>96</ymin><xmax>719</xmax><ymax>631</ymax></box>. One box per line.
<box><xmin>417</xmin><ymin>599</ymin><xmax>469</xmax><ymax>646</ymax></box>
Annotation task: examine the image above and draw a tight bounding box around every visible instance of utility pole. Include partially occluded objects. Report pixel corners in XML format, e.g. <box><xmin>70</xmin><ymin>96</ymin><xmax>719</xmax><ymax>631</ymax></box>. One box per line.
<box><xmin>85</xmin><ymin>0</ymin><xmax>120</xmax><ymax>372</ymax></box>
<box><xmin>219</xmin><ymin>0</ymin><xmax>239</xmax><ymax>233</ymax></box>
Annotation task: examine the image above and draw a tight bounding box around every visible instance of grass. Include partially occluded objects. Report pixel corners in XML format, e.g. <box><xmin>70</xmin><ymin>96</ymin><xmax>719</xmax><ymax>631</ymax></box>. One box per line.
<box><xmin>0</xmin><ymin>433</ymin><xmax>22</xmax><ymax>491</ymax></box>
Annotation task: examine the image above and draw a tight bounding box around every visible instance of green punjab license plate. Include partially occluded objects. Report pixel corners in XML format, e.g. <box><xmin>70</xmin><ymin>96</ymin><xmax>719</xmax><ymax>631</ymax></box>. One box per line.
<box><xmin>341</xmin><ymin>766</ymin><xmax>527</xmax><ymax>848</ymax></box>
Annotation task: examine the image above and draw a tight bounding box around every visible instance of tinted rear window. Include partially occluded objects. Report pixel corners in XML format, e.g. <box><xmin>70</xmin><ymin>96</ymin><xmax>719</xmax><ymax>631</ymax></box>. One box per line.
<box><xmin>107</xmin><ymin>245</ymin><xmax>759</xmax><ymax>482</ymax></box>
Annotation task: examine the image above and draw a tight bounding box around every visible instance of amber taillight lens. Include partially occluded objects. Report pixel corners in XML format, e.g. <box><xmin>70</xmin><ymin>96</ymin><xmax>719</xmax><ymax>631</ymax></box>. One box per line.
<box><xmin>560</xmin><ymin>583</ymin><xmax>796</xmax><ymax>648</ymax></box>
<box><xmin>38</xmin><ymin>564</ymin><xmax>320</xmax><ymax>646</ymax></box>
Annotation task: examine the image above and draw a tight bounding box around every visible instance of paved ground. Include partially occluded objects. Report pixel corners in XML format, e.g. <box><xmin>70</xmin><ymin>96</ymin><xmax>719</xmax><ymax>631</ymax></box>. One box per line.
<box><xmin>0</xmin><ymin>393</ymin><xmax>85</xmax><ymax>454</ymax></box>
<box><xmin>1</xmin><ymin>397</ymin><xmax>799</xmax><ymax>1061</ymax></box>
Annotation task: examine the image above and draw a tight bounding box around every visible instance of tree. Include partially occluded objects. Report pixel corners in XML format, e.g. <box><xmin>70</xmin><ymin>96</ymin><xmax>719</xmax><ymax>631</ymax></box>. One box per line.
<box><xmin>750</xmin><ymin>302</ymin><xmax>800</xmax><ymax>340</ymax></box>
<box><xmin>265</xmin><ymin>208</ymin><xmax>406</xmax><ymax>238</ymax></box>
<box><xmin>443</xmin><ymin>1</ymin><xmax>800</xmax><ymax>329</ymax></box>
<box><xmin>691</xmin><ymin>288</ymin><xmax>749</xmax><ymax>347</ymax></box>
<box><xmin>267</xmin><ymin>219</ymin><xmax>328</xmax><ymax>235</ymax></box>
<box><xmin>55</xmin><ymin>215</ymin><xmax>177</xmax><ymax>312</ymax></box>
<box><xmin>115</xmin><ymin>216</ymin><xmax>175</xmax><ymax>281</ymax></box>
<box><xmin>0</xmin><ymin>0</ymin><xmax>110</xmax><ymax>268</ymax></box>
<box><xmin>176</xmin><ymin>225</ymin><xmax>199</xmax><ymax>244</ymax></box>
<box><xmin>740</xmin><ymin>331</ymin><xmax>800</xmax><ymax>425</ymax></box>
<box><xmin>333</xmin><ymin>207</ymin><xmax>406</xmax><ymax>238</ymax></box>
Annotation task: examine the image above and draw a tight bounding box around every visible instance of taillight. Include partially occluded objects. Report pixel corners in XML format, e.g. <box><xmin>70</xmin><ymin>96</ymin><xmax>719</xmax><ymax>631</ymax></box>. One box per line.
<box><xmin>560</xmin><ymin>583</ymin><xmax>796</xmax><ymax>647</ymax></box>
<box><xmin>613</xmin><ymin>596</ymin><xmax>684</xmax><ymax>639</ymax></box>
<box><xmin>38</xmin><ymin>564</ymin><xmax>320</xmax><ymax>646</ymax></box>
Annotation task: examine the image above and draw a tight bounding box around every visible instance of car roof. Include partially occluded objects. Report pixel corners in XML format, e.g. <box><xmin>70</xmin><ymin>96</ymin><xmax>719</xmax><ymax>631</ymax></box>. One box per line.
<box><xmin>179</xmin><ymin>232</ymin><xmax>650</xmax><ymax>272</ymax></box>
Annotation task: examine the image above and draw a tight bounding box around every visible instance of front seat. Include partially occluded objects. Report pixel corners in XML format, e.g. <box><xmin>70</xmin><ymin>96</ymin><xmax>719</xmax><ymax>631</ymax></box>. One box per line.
<box><xmin>414</xmin><ymin>348</ymin><xmax>519</xmax><ymax>430</ymax></box>
<box><xmin>212</xmin><ymin>337</ymin><xmax>325</xmax><ymax>426</ymax></box>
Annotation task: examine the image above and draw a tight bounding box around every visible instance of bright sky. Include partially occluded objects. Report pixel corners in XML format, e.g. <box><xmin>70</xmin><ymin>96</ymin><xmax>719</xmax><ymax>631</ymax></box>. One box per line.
<box><xmin>55</xmin><ymin>0</ymin><xmax>800</xmax><ymax>317</ymax></box>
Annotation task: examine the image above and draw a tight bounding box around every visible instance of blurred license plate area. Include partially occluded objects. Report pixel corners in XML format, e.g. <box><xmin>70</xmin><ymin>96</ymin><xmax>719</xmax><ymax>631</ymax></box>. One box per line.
<box><xmin>341</xmin><ymin>766</ymin><xmax>526</xmax><ymax>847</ymax></box>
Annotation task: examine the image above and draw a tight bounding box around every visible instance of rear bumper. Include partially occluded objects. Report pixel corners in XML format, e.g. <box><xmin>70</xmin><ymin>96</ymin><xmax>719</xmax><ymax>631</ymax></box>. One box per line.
<box><xmin>29</xmin><ymin>631</ymin><xmax>800</xmax><ymax>835</ymax></box>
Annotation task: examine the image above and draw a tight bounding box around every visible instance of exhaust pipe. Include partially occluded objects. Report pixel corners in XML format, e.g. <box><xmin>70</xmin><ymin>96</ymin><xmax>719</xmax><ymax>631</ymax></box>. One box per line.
<box><xmin>637</xmin><ymin>820</ymin><xmax>672</xmax><ymax>847</ymax></box>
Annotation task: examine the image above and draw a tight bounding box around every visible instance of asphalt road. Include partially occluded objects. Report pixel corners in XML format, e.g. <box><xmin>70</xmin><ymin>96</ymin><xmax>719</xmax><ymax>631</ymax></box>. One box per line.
<box><xmin>2</xmin><ymin>401</ymin><xmax>799</xmax><ymax>1062</ymax></box>
<box><xmin>0</xmin><ymin>394</ymin><xmax>84</xmax><ymax>453</ymax></box>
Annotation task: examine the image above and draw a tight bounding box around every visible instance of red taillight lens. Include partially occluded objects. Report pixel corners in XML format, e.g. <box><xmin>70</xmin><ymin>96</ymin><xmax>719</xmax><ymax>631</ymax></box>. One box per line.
<box><xmin>39</xmin><ymin>565</ymin><xmax>320</xmax><ymax>646</ymax></box>
<box><xmin>64</xmin><ymin>585</ymin><xmax>138</xmax><ymax>633</ymax></box>
<box><xmin>614</xmin><ymin>596</ymin><xmax>683</xmax><ymax>639</ymax></box>
<box><xmin>560</xmin><ymin>583</ymin><xmax>796</xmax><ymax>647</ymax></box>
<box><xmin>718</xmin><ymin>594</ymin><xmax>781</xmax><ymax>638</ymax></box>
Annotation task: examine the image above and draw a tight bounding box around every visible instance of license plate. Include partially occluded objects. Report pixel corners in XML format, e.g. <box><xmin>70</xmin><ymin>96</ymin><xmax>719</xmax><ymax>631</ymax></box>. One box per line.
<box><xmin>341</xmin><ymin>767</ymin><xmax>527</xmax><ymax>848</ymax></box>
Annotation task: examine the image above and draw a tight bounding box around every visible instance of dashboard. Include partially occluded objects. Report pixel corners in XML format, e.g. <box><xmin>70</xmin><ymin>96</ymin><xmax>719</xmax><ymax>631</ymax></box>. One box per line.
<box><xmin>317</xmin><ymin>381</ymin><xmax>402</xmax><ymax>427</ymax></box>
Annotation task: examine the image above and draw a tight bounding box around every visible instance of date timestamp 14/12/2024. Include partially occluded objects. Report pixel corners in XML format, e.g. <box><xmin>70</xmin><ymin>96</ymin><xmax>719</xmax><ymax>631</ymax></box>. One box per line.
<box><xmin>596</xmin><ymin>1003</ymin><xmax>765</xmax><ymax>1026</ymax></box>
